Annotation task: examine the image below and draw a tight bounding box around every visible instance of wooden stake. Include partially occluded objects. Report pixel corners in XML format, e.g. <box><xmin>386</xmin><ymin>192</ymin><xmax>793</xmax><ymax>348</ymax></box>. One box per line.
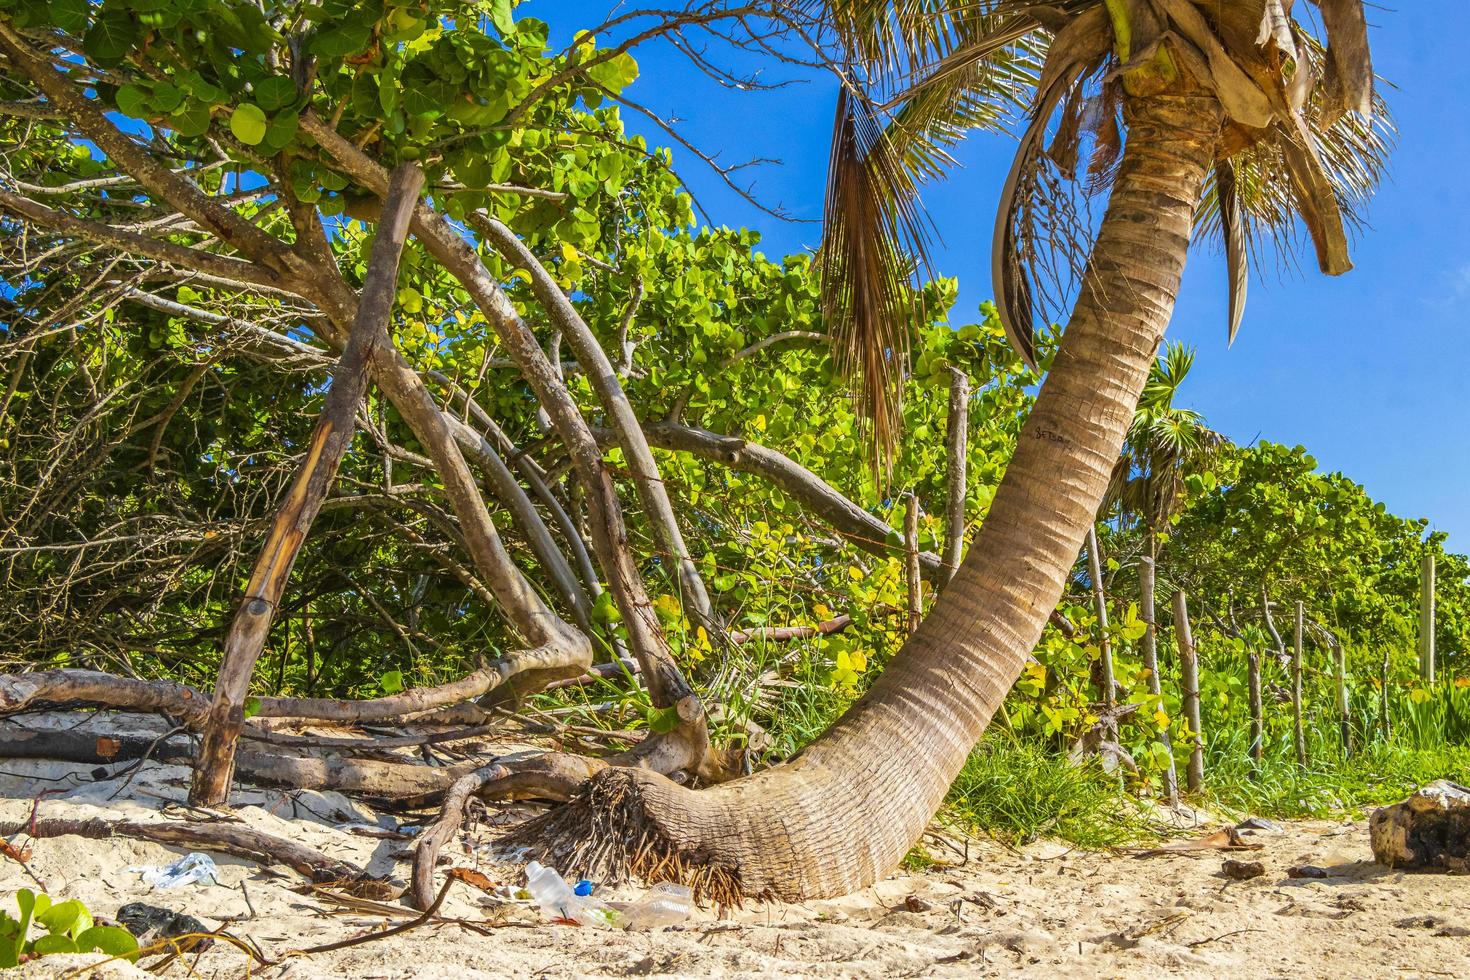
<box><xmin>1381</xmin><ymin>644</ymin><xmax>1393</xmax><ymax>742</ymax></box>
<box><xmin>941</xmin><ymin>367</ymin><xmax>970</xmax><ymax>586</ymax></box>
<box><xmin>1248</xmin><ymin>650</ymin><xmax>1263</xmax><ymax>764</ymax></box>
<box><xmin>1138</xmin><ymin>557</ymin><xmax>1177</xmax><ymax>803</ymax></box>
<box><xmin>1086</xmin><ymin>527</ymin><xmax>1117</xmax><ymax>730</ymax></box>
<box><xmin>904</xmin><ymin>494</ymin><xmax>923</xmax><ymax>634</ymax></box>
<box><xmin>190</xmin><ymin>164</ymin><xmax>425</xmax><ymax>807</ymax></box>
<box><xmin>1334</xmin><ymin>634</ymin><xmax>1350</xmax><ymax>755</ymax></box>
<box><xmin>1419</xmin><ymin>552</ymin><xmax>1436</xmax><ymax>683</ymax></box>
<box><xmin>1292</xmin><ymin>600</ymin><xmax>1306</xmax><ymax>768</ymax></box>
<box><xmin>1173</xmin><ymin>590</ymin><xmax>1203</xmax><ymax>793</ymax></box>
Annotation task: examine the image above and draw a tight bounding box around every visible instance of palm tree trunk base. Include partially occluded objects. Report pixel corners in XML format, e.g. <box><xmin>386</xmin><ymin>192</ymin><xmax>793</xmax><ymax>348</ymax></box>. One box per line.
<box><xmin>498</xmin><ymin>766</ymin><xmax>751</xmax><ymax>907</ymax></box>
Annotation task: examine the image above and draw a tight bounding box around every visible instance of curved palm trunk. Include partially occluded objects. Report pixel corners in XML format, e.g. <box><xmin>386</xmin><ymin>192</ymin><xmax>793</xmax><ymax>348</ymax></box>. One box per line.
<box><xmin>516</xmin><ymin>90</ymin><xmax>1224</xmax><ymax>901</ymax></box>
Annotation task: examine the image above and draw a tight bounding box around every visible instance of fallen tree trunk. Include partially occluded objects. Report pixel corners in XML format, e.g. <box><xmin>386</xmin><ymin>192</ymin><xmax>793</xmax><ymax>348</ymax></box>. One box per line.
<box><xmin>0</xmin><ymin>670</ymin><xmax>209</xmax><ymax>723</ymax></box>
<box><xmin>0</xmin><ymin>665</ymin><xmax>516</xmax><ymax>725</ymax></box>
<box><xmin>0</xmin><ymin>721</ymin><xmax>467</xmax><ymax>798</ymax></box>
<box><xmin>1</xmin><ymin>814</ymin><xmax>397</xmax><ymax>898</ymax></box>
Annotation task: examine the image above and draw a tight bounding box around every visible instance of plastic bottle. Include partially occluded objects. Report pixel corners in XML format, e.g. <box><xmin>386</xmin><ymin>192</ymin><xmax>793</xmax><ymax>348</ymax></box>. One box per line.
<box><xmin>524</xmin><ymin>862</ymin><xmax>621</xmax><ymax>928</ymax></box>
<box><xmin>620</xmin><ymin>882</ymin><xmax>693</xmax><ymax>930</ymax></box>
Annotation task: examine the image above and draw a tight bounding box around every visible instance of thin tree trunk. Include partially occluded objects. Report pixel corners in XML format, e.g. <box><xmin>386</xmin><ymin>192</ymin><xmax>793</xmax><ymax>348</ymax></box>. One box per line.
<box><xmin>443</xmin><ymin>414</ymin><xmax>593</xmax><ymax>633</ymax></box>
<box><xmin>1293</xmin><ymin>599</ymin><xmax>1306</xmax><ymax>768</ymax></box>
<box><xmin>1086</xmin><ymin>526</ymin><xmax>1116</xmax><ymax>729</ymax></box>
<box><xmin>904</xmin><ymin>494</ymin><xmax>922</xmax><ymax>634</ymax></box>
<box><xmin>475</xmin><ymin>215</ymin><xmax>718</xmax><ymax>632</ymax></box>
<box><xmin>1261</xmin><ymin>586</ymin><xmax>1289</xmax><ymax>670</ymax></box>
<box><xmin>507</xmin><ymin>91</ymin><xmax>1225</xmax><ymax>899</ymax></box>
<box><xmin>1174</xmin><ymin>590</ymin><xmax>1204</xmax><ymax>793</ymax></box>
<box><xmin>942</xmin><ymin>367</ymin><xmax>970</xmax><ymax>585</ymax></box>
<box><xmin>190</xmin><ymin>165</ymin><xmax>424</xmax><ymax>806</ymax></box>
<box><xmin>1381</xmin><ymin>645</ymin><xmax>1393</xmax><ymax>741</ymax></box>
<box><xmin>1138</xmin><ymin>556</ymin><xmax>1177</xmax><ymax>803</ymax></box>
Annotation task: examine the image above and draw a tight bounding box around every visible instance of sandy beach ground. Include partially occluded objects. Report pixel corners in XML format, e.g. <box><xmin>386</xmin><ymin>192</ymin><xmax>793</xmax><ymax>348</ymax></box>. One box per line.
<box><xmin>2</xmin><ymin>717</ymin><xmax>1467</xmax><ymax>979</ymax></box>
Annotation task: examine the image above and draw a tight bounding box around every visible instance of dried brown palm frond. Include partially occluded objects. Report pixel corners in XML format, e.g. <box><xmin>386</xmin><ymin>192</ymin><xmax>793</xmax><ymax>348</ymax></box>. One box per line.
<box><xmin>815</xmin><ymin>1</ymin><xmax>1044</xmax><ymax>477</ymax></box>
<box><xmin>819</xmin><ymin>85</ymin><xmax>934</xmax><ymax>479</ymax></box>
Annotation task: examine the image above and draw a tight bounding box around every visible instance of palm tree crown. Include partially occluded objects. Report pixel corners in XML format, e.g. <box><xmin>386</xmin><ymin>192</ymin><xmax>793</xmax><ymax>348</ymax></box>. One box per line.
<box><xmin>809</xmin><ymin>0</ymin><xmax>1390</xmax><ymax>465</ymax></box>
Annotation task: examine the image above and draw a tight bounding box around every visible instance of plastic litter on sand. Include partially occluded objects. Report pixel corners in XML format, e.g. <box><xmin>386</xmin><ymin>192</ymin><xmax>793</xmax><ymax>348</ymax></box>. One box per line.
<box><xmin>126</xmin><ymin>852</ymin><xmax>221</xmax><ymax>890</ymax></box>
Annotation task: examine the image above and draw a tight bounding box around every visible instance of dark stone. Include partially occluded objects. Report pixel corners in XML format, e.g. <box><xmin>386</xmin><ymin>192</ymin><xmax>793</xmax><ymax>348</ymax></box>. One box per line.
<box><xmin>1370</xmin><ymin>781</ymin><xmax>1470</xmax><ymax>871</ymax></box>
<box><xmin>1221</xmin><ymin>859</ymin><xmax>1265</xmax><ymax>880</ymax></box>
<box><xmin>116</xmin><ymin>902</ymin><xmax>214</xmax><ymax>951</ymax></box>
<box><xmin>1286</xmin><ymin>865</ymin><xmax>1331</xmax><ymax>879</ymax></box>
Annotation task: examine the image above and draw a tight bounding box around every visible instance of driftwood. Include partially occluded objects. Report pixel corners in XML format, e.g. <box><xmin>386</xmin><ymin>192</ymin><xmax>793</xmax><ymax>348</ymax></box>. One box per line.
<box><xmin>0</xmin><ymin>721</ymin><xmax>467</xmax><ymax>799</ymax></box>
<box><xmin>0</xmin><ymin>815</ymin><xmax>398</xmax><ymax>899</ymax></box>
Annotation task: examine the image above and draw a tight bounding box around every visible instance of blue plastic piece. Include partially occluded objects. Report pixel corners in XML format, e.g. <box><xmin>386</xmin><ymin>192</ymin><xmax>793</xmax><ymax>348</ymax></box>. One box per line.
<box><xmin>573</xmin><ymin>879</ymin><xmax>595</xmax><ymax>897</ymax></box>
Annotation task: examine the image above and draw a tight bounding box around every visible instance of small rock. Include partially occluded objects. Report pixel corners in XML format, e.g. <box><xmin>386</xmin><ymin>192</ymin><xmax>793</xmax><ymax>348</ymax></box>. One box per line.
<box><xmin>1221</xmin><ymin>859</ymin><xmax>1265</xmax><ymax>880</ymax></box>
<box><xmin>1236</xmin><ymin>817</ymin><xmax>1283</xmax><ymax>833</ymax></box>
<box><xmin>1286</xmin><ymin>865</ymin><xmax>1331</xmax><ymax>879</ymax></box>
<box><xmin>902</xmin><ymin>894</ymin><xmax>933</xmax><ymax>913</ymax></box>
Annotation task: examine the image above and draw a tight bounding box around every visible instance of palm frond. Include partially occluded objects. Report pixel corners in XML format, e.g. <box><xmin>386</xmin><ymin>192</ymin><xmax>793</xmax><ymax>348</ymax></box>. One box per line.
<box><xmin>815</xmin><ymin>2</ymin><xmax>1050</xmax><ymax>475</ymax></box>
<box><xmin>1216</xmin><ymin>159</ymin><xmax>1248</xmax><ymax>346</ymax></box>
<box><xmin>1193</xmin><ymin>29</ymin><xmax>1393</xmax><ymax>296</ymax></box>
<box><xmin>991</xmin><ymin>5</ymin><xmax>1112</xmax><ymax>369</ymax></box>
<box><xmin>819</xmin><ymin>86</ymin><xmax>935</xmax><ymax>478</ymax></box>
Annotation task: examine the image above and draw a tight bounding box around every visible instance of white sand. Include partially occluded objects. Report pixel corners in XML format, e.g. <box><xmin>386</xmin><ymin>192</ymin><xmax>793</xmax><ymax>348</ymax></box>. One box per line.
<box><xmin>1</xmin><ymin>719</ymin><xmax>1467</xmax><ymax>978</ymax></box>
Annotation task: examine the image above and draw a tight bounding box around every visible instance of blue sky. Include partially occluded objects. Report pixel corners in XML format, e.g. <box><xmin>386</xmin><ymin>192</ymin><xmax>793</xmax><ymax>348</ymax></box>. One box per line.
<box><xmin>539</xmin><ymin>1</ymin><xmax>1470</xmax><ymax>549</ymax></box>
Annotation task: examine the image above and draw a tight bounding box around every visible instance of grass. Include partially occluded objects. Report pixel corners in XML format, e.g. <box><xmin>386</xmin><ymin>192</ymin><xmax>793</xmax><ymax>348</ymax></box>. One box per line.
<box><xmin>939</xmin><ymin>730</ymin><xmax>1470</xmax><ymax>852</ymax></box>
<box><xmin>944</xmin><ymin>734</ymin><xmax>1148</xmax><ymax>849</ymax></box>
<box><xmin>1202</xmin><ymin>740</ymin><xmax>1470</xmax><ymax>821</ymax></box>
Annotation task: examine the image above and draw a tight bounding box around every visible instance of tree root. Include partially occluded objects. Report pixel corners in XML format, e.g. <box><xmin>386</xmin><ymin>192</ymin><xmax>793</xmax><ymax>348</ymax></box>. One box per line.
<box><xmin>409</xmin><ymin>753</ymin><xmax>607</xmax><ymax>910</ymax></box>
<box><xmin>497</xmin><ymin>767</ymin><xmax>747</xmax><ymax>907</ymax></box>
<box><xmin>0</xmin><ymin>815</ymin><xmax>399</xmax><ymax>899</ymax></box>
<box><xmin>409</xmin><ymin>716</ymin><xmax>745</xmax><ymax>911</ymax></box>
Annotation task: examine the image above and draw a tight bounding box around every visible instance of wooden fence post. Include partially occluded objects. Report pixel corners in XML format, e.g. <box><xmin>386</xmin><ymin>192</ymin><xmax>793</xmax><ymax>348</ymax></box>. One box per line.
<box><xmin>1248</xmin><ymin>649</ymin><xmax>1263</xmax><ymax>764</ymax></box>
<box><xmin>1138</xmin><ymin>557</ymin><xmax>1178</xmax><ymax>803</ymax></box>
<box><xmin>904</xmin><ymin>494</ymin><xmax>922</xmax><ymax>634</ymax></box>
<box><xmin>1381</xmin><ymin>646</ymin><xmax>1393</xmax><ymax>742</ymax></box>
<box><xmin>1086</xmin><ymin>526</ymin><xmax>1117</xmax><ymax>731</ymax></box>
<box><xmin>941</xmin><ymin>367</ymin><xmax>969</xmax><ymax>587</ymax></box>
<box><xmin>1419</xmin><ymin>552</ymin><xmax>1436</xmax><ymax>683</ymax></box>
<box><xmin>1333</xmin><ymin>634</ymin><xmax>1350</xmax><ymax>755</ymax></box>
<box><xmin>1293</xmin><ymin>600</ymin><xmax>1307</xmax><ymax>767</ymax></box>
<box><xmin>1173</xmin><ymin>590</ymin><xmax>1204</xmax><ymax>793</ymax></box>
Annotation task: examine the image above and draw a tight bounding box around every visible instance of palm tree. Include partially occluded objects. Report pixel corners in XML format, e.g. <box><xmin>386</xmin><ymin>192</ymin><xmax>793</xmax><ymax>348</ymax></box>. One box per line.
<box><xmin>516</xmin><ymin>1</ymin><xmax>1392</xmax><ymax>901</ymax></box>
<box><xmin>1107</xmin><ymin>342</ymin><xmax>1225</xmax><ymax>555</ymax></box>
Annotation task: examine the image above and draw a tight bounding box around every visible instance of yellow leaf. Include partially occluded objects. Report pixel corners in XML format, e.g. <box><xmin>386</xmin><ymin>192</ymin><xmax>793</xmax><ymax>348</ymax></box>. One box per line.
<box><xmin>847</xmin><ymin>566</ymin><xmax>864</xmax><ymax>582</ymax></box>
<box><xmin>560</xmin><ymin>242</ymin><xmax>579</xmax><ymax>263</ymax></box>
<box><xmin>1154</xmin><ymin>707</ymin><xmax>1169</xmax><ymax>730</ymax></box>
<box><xmin>813</xmin><ymin>603</ymin><xmax>833</xmax><ymax>621</ymax></box>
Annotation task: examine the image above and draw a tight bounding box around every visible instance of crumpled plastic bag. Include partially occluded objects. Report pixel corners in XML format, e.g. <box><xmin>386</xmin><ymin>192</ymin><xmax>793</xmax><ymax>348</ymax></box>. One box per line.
<box><xmin>127</xmin><ymin>852</ymin><xmax>220</xmax><ymax>889</ymax></box>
